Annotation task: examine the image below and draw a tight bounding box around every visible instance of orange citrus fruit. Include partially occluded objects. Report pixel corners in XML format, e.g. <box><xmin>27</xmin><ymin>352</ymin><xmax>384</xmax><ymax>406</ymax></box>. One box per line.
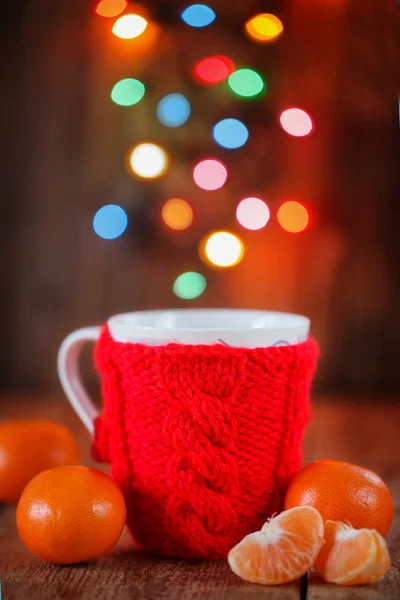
<box><xmin>285</xmin><ymin>460</ymin><xmax>394</xmax><ymax>536</ymax></box>
<box><xmin>17</xmin><ymin>465</ymin><xmax>126</xmax><ymax>564</ymax></box>
<box><xmin>228</xmin><ymin>506</ymin><xmax>324</xmax><ymax>584</ymax></box>
<box><xmin>315</xmin><ymin>520</ymin><xmax>390</xmax><ymax>585</ymax></box>
<box><xmin>0</xmin><ymin>419</ymin><xmax>80</xmax><ymax>502</ymax></box>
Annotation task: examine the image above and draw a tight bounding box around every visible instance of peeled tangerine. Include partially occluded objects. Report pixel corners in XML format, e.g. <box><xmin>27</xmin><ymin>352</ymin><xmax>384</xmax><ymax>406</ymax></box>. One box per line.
<box><xmin>315</xmin><ymin>521</ymin><xmax>390</xmax><ymax>585</ymax></box>
<box><xmin>228</xmin><ymin>506</ymin><xmax>324</xmax><ymax>585</ymax></box>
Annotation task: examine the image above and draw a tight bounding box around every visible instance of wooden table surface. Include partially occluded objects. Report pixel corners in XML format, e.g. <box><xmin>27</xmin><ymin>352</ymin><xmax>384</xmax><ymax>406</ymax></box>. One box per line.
<box><xmin>0</xmin><ymin>395</ymin><xmax>399</xmax><ymax>600</ymax></box>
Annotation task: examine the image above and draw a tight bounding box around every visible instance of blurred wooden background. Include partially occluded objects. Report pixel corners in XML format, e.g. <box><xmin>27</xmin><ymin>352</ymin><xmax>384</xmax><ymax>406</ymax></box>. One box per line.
<box><xmin>0</xmin><ymin>0</ymin><xmax>399</xmax><ymax>394</ymax></box>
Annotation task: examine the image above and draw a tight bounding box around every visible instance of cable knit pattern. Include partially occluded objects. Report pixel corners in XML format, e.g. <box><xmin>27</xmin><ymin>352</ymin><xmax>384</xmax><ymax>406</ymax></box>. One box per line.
<box><xmin>92</xmin><ymin>327</ymin><xmax>318</xmax><ymax>559</ymax></box>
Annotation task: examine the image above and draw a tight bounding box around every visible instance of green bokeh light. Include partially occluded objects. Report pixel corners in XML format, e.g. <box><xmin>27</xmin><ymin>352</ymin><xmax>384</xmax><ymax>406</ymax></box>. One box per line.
<box><xmin>228</xmin><ymin>68</ymin><xmax>265</xmax><ymax>98</ymax></box>
<box><xmin>111</xmin><ymin>78</ymin><xmax>145</xmax><ymax>106</ymax></box>
<box><xmin>173</xmin><ymin>272</ymin><xmax>207</xmax><ymax>300</ymax></box>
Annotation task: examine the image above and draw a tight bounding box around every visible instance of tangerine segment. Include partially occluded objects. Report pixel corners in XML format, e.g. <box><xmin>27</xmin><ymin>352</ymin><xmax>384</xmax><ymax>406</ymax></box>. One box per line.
<box><xmin>369</xmin><ymin>531</ymin><xmax>391</xmax><ymax>579</ymax></box>
<box><xmin>315</xmin><ymin>521</ymin><xmax>390</xmax><ymax>585</ymax></box>
<box><xmin>228</xmin><ymin>506</ymin><xmax>324</xmax><ymax>585</ymax></box>
<box><xmin>339</xmin><ymin>529</ymin><xmax>390</xmax><ymax>585</ymax></box>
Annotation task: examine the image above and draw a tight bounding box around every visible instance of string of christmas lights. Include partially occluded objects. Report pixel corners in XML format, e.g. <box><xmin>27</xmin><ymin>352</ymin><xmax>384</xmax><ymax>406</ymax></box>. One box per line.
<box><xmin>93</xmin><ymin>1</ymin><xmax>315</xmax><ymax>300</ymax></box>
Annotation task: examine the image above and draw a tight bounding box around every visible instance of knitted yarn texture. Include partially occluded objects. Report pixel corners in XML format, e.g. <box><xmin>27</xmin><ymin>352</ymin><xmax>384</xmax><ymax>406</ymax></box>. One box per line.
<box><xmin>92</xmin><ymin>327</ymin><xmax>318</xmax><ymax>559</ymax></box>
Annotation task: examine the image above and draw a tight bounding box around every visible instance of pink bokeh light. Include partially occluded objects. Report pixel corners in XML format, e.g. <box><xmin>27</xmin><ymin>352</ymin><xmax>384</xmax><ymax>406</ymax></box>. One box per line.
<box><xmin>193</xmin><ymin>159</ymin><xmax>228</xmax><ymax>191</ymax></box>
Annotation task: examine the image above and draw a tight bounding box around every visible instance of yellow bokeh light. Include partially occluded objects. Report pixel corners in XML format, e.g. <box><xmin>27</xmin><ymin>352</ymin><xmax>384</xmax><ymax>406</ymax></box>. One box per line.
<box><xmin>245</xmin><ymin>13</ymin><xmax>283</xmax><ymax>43</ymax></box>
<box><xmin>112</xmin><ymin>14</ymin><xmax>148</xmax><ymax>39</ymax></box>
<box><xmin>202</xmin><ymin>231</ymin><xmax>244</xmax><ymax>268</ymax></box>
<box><xmin>161</xmin><ymin>198</ymin><xmax>194</xmax><ymax>231</ymax></box>
<box><xmin>128</xmin><ymin>143</ymin><xmax>168</xmax><ymax>179</ymax></box>
<box><xmin>277</xmin><ymin>201</ymin><xmax>310</xmax><ymax>233</ymax></box>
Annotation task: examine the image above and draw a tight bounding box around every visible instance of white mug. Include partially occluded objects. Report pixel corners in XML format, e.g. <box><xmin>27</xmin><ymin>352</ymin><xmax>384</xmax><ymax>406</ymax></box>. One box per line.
<box><xmin>58</xmin><ymin>309</ymin><xmax>310</xmax><ymax>434</ymax></box>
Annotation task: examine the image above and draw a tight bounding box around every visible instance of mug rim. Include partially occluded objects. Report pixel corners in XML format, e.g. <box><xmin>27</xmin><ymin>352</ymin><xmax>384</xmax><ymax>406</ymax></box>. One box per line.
<box><xmin>108</xmin><ymin>309</ymin><xmax>310</xmax><ymax>334</ymax></box>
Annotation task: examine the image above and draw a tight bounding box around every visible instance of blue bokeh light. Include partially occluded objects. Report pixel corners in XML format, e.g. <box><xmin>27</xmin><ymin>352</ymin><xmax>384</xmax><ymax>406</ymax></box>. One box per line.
<box><xmin>213</xmin><ymin>118</ymin><xmax>249</xmax><ymax>149</ymax></box>
<box><xmin>157</xmin><ymin>94</ymin><xmax>191</xmax><ymax>128</ymax></box>
<box><xmin>181</xmin><ymin>4</ymin><xmax>216</xmax><ymax>28</ymax></box>
<box><xmin>93</xmin><ymin>204</ymin><xmax>128</xmax><ymax>240</ymax></box>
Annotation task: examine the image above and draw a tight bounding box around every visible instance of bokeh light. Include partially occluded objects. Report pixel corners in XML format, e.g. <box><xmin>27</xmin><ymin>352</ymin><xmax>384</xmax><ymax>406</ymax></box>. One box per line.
<box><xmin>173</xmin><ymin>272</ymin><xmax>207</xmax><ymax>300</ymax></box>
<box><xmin>111</xmin><ymin>78</ymin><xmax>145</xmax><ymax>106</ymax></box>
<box><xmin>193</xmin><ymin>55</ymin><xmax>235</xmax><ymax>84</ymax></box>
<box><xmin>161</xmin><ymin>198</ymin><xmax>194</xmax><ymax>231</ymax></box>
<box><xmin>129</xmin><ymin>143</ymin><xmax>168</xmax><ymax>179</ymax></box>
<box><xmin>156</xmin><ymin>94</ymin><xmax>191</xmax><ymax>128</ymax></box>
<box><xmin>203</xmin><ymin>231</ymin><xmax>244</xmax><ymax>268</ymax></box>
<box><xmin>193</xmin><ymin>159</ymin><xmax>228</xmax><ymax>191</ymax></box>
<box><xmin>181</xmin><ymin>4</ymin><xmax>216</xmax><ymax>28</ymax></box>
<box><xmin>213</xmin><ymin>119</ymin><xmax>249</xmax><ymax>149</ymax></box>
<box><xmin>279</xmin><ymin>108</ymin><xmax>314</xmax><ymax>137</ymax></box>
<box><xmin>228</xmin><ymin>69</ymin><xmax>265</xmax><ymax>98</ymax></box>
<box><xmin>245</xmin><ymin>13</ymin><xmax>284</xmax><ymax>43</ymax></box>
<box><xmin>93</xmin><ymin>205</ymin><xmax>128</xmax><ymax>239</ymax></box>
<box><xmin>95</xmin><ymin>0</ymin><xmax>127</xmax><ymax>18</ymax></box>
<box><xmin>277</xmin><ymin>201</ymin><xmax>310</xmax><ymax>233</ymax></box>
<box><xmin>112</xmin><ymin>14</ymin><xmax>147</xmax><ymax>39</ymax></box>
<box><xmin>236</xmin><ymin>197</ymin><xmax>270</xmax><ymax>230</ymax></box>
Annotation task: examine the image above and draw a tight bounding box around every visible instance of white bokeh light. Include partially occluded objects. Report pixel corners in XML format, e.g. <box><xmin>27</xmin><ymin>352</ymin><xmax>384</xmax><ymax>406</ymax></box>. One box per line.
<box><xmin>236</xmin><ymin>197</ymin><xmax>270</xmax><ymax>230</ymax></box>
<box><xmin>204</xmin><ymin>231</ymin><xmax>244</xmax><ymax>267</ymax></box>
<box><xmin>129</xmin><ymin>143</ymin><xmax>168</xmax><ymax>178</ymax></box>
<box><xmin>112</xmin><ymin>14</ymin><xmax>147</xmax><ymax>39</ymax></box>
<box><xmin>279</xmin><ymin>108</ymin><xmax>313</xmax><ymax>137</ymax></box>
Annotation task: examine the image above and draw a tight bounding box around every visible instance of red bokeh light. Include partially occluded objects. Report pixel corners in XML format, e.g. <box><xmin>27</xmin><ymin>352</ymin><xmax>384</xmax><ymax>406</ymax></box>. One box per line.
<box><xmin>193</xmin><ymin>56</ymin><xmax>236</xmax><ymax>85</ymax></box>
<box><xmin>277</xmin><ymin>201</ymin><xmax>310</xmax><ymax>233</ymax></box>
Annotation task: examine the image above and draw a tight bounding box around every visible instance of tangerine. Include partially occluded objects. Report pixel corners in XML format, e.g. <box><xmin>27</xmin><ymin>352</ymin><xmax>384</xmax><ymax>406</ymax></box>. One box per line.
<box><xmin>17</xmin><ymin>465</ymin><xmax>126</xmax><ymax>564</ymax></box>
<box><xmin>0</xmin><ymin>419</ymin><xmax>80</xmax><ymax>502</ymax></box>
<box><xmin>315</xmin><ymin>520</ymin><xmax>390</xmax><ymax>585</ymax></box>
<box><xmin>285</xmin><ymin>460</ymin><xmax>394</xmax><ymax>536</ymax></box>
<box><xmin>228</xmin><ymin>506</ymin><xmax>324</xmax><ymax>585</ymax></box>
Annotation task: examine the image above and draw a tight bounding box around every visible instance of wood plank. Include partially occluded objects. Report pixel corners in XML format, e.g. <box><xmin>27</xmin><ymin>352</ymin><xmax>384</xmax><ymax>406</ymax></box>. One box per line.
<box><xmin>0</xmin><ymin>395</ymin><xmax>300</xmax><ymax>600</ymax></box>
<box><xmin>0</xmin><ymin>505</ymin><xmax>299</xmax><ymax>600</ymax></box>
<box><xmin>1</xmin><ymin>395</ymin><xmax>399</xmax><ymax>599</ymax></box>
<box><xmin>306</xmin><ymin>398</ymin><xmax>400</xmax><ymax>599</ymax></box>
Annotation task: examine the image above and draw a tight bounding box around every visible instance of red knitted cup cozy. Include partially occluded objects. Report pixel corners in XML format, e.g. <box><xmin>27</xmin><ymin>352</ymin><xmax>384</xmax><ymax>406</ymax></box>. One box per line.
<box><xmin>92</xmin><ymin>327</ymin><xmax>318</xmax><ymax>559</ymax></box>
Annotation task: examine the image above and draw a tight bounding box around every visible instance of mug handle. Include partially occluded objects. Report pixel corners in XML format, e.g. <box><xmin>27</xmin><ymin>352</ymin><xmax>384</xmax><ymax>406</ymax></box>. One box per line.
<box><xmin>57</xmin><ymin>327</ymin><xmax>102</xmax><ymax>434</ymax></box>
